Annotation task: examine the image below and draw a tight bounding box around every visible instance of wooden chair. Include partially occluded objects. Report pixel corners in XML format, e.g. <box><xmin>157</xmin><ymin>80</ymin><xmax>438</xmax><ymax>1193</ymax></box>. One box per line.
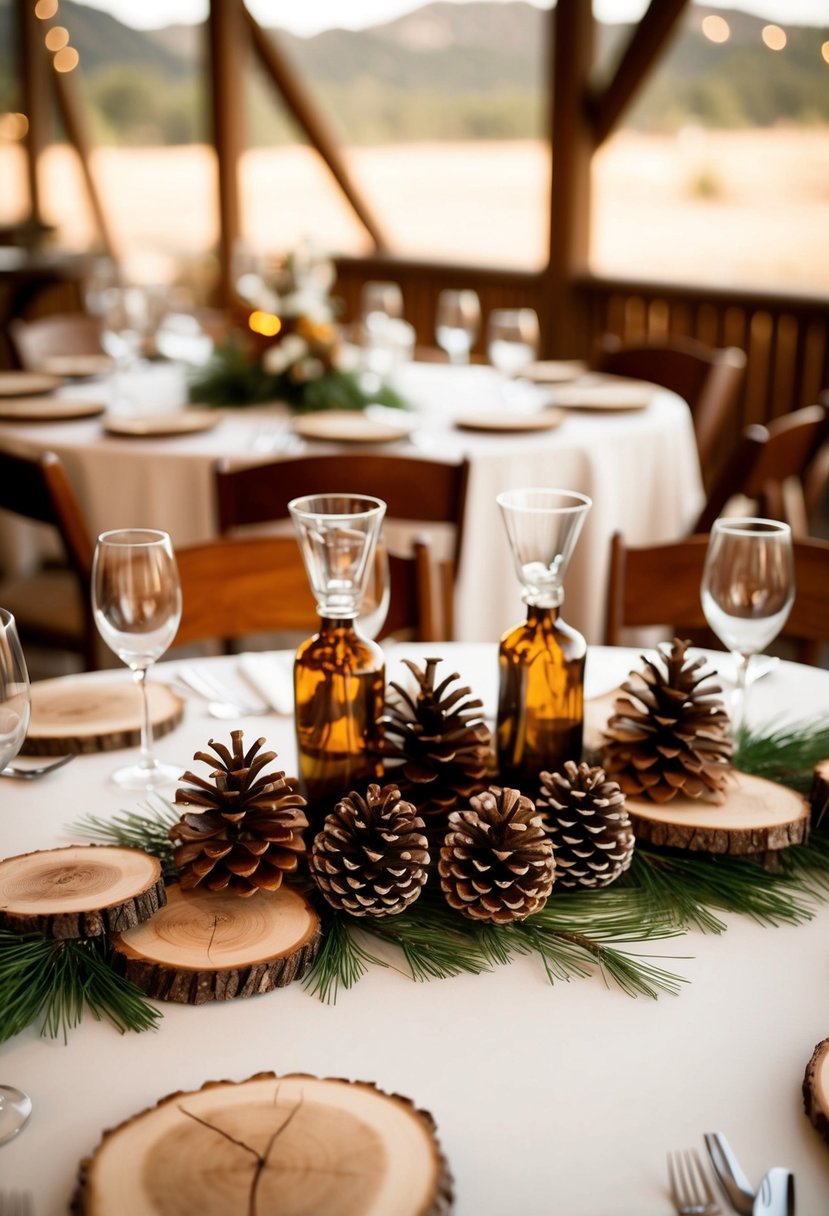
<box><xmin>9</xmin><ymin>312</ymin><xmax>105</xmax><ymax>370</ymax></box>
<box><xmin>214</xmin><ymin>453</ymin><xmax>471</xmax><ymax>639</ymax></box>
<box><xmin>172</xmin><ymin>533</ymin><xmax>441</xmax><ymax>649</ymax></box>
<box><xmin>605</xmin><ymin>530</ymin><xmax>829</xmax><ymax>665</ymax></box>
<box><xmin>592</xmin><ymin>334</ymin><xmax>746</xmax><ymax>488</ymax></box>
<box><xmin>0</xmin><ymin>449</ymin><xmax>97</xmax><ymax>669</ymax></box>
<box><xmin>693</xmin><ymin>404</ymin><xmax>829</xmax><ymax>535</ymax></box>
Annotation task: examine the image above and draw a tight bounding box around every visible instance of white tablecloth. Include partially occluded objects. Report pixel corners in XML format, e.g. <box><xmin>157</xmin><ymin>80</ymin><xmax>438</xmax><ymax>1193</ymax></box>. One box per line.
<box><xmin>2</xmin><ymin>643</ymin><xmax>829</xmax><ymax>1214</ymax></box>
<box><xmin>0</xmin><ymin>362</ymin><xmax>704</xmax><ymax>642</ymax></box>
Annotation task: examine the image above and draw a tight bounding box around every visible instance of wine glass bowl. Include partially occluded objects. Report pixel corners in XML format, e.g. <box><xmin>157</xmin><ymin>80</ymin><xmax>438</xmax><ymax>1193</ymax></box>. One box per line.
<box><xmin>92</xmin><ymin>529</ymin><xmax>182</xmax><ymax>789</ymax></box>
<box><xmin>288</xmin><ymin>494</ymin><xmax>386</xmax><ymax>621</ymax></box>
<box><xmin>701</xmin><ymin>516</ymin><xmax>794</xmax><ymax>732</ymax></box>
<box><xmin>435</xmin><ymin>289</ymin><xmax>481</xmax><ymax>365</ymax></box>
<box><xmin>486</xmin><ymin>308</ymin><xmax>540</xmax><ymax>378</ymax></box>
<box><xmin>0</xmin><ymin>609</ymin><xmax>31</xmax><ymax>773</ymax></box>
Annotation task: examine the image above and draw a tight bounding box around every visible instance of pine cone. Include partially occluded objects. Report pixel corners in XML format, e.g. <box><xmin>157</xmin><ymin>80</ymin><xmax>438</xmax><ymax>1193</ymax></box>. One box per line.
<box><xmin>601</xmin><ymin>638</ymin><xmax>733</xmax><ymax>804</ymax></box>
<box><xmin>438</xmin><ymin>785</ymin><xmax>555</xmax><ymax>924</ymax></box>
<box><xmin>537</xmin><ymin>761</ymin><xmax>634</xmax><ymax>889</ymax></box>
<box><xmin>309</xmin><ymin>783</ymin><xmax>430</xmax><ymax>917</ymax></box>
<box><xmin>171</xmin><ymin>730</ymin><xmax>308</xmax><ymax>897</ymax></box>
<box><xmin>379</xmin><ymin>657</ymin><xmax>492</xmax><ymax>843</ymax></box>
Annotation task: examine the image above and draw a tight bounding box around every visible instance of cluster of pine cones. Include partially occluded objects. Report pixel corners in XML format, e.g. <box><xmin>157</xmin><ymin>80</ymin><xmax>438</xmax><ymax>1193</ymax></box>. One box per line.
<box><xmin>170</xmin><ymin>641</ymin><xmax>732</xmax><ymax>924</ymax></box>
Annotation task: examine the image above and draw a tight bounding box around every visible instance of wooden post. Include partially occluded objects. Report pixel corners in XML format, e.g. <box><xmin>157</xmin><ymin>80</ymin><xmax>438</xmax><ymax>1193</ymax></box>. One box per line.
<box><xmin>207</xmin><ymin>0</ymin><xmax>248</xmax><ymax>307</ymax></box>
<box><xmin>16</xmin><ymin>0</ymin><xmax>51</xmax><ymax>228</ymax></box>
<box><xmin>50</xmin><ymin>56</ymin><xmax>117</xmax><ymax>259</ymax></box>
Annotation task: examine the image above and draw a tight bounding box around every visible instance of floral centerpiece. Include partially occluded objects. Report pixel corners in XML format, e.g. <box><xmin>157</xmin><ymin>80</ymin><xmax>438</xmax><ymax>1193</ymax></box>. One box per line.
<box><xmin>188</xmin><ymin>245</ymin><xmax>407</xmax><ymax>413</ymax></box>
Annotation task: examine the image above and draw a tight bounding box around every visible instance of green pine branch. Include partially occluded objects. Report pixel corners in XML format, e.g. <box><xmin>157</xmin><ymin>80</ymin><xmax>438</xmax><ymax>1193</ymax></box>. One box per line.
<box><xmin>72</xmin><ymin>795</ymin><xmax>179</xmax><ymax>881</ymax></box>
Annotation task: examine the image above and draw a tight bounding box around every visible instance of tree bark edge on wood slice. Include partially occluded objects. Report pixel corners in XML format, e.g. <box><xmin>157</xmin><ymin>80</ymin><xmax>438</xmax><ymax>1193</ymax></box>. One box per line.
<box><xmin>0</xmin><ymin>845</ymin><xmax>165</xmax><ymax>939</ymax></box>
<box><xmin>803</xmin><ymin>1037</ymin><xmax>829</xmax><ymax>1149</ymax></box>
<box><xmin>109</xmin><ymin>882</ymin><xmax>322</xmax><ymax>1004</ymax></box>
<box><xmin>21</xmin><ymin>680</ymin><xmax>184</xmax><ymax>756</ymax></box>
<box><xmin>71</xmin><ymin>1072</ymin><xmax>454</xmax><ymax>1216</ymax></box>
<box><xmin>810</xmin><ymin>759</ymin><xmax>829</xmax><ymax>819</ymax></box>
<box><xmin>626</xmin><ymin>770</ymin><xmax>809</xmax><ymax>855</ymax></box>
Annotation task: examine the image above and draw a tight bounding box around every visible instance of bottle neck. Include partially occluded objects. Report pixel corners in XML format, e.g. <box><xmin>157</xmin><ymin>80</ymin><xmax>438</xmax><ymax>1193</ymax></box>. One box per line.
<box><xmin>524</xmin><ymin>602</ymin><xmax>559</xmax><ymax>625</ymax></box>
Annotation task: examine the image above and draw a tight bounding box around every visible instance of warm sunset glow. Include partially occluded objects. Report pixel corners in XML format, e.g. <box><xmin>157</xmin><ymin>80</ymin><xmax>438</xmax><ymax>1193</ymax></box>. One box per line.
<box><xmin>701</xmin><ymin>15</ymin><xmax>730</xmax><ymax>44</ymax></box>
<box><xmin>53</xmin><ymin>46</ymin><xmax>80</xmax><ymax>72</ymax></box>
<box><xmin>248</xmin><ymin>310</ymin><xmax>282</xmax><ymax>337</ymax></box>
<box><xmin>45</xmin><ymin>25</ymin><xmax>70</xmax><ymax>51</ymax></box>
<box><xmin>762</xmin><ymin>25</ymin><xmax>787</xmax><ymax>51</ymax></box>
<box><xmin>0</xmin><ymin>112</ymin><xmax>29</xmax><ymax>140</ymax></box>
<box><xmin>34</xmin><ymin>0</ymin><xmax>59</xmax><ymax>18</ymax></box>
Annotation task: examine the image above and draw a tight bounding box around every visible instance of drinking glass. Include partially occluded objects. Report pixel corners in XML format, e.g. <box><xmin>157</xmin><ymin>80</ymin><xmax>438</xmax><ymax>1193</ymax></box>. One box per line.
<box><xmin>435</xmin><ymin>289</ymin><xmax>481</xmax><ymax>365</ymax></box>
<box><xmin>92</xmin><ymin>529</ymin><xmax>182</xmax><ymax>789</ymax></box>
<box><xmin>361</xmin><ymin>280</ymin><xmax>404</xmax><ymax>378</ymax></box>
<box><xmin>0</xmin><ymin>609</ymin><xmax>31</xmax><ymax>773</ymax></box>
<box><xmin>486</xmin><ymin>308</ymin><xmax>539</xmax><ymax>378</ymax></box>
<box><xmin>701</xmin><ymin>517</ymin><xmax>794</xmax><ymax>733</ymax></box>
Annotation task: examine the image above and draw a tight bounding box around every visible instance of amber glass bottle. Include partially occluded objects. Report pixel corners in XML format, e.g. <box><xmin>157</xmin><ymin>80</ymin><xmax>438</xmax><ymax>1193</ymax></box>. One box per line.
<box><xmin>496</xmin><ymin>605</ymin><xmax>586</xmax><ymax>791</ymax></box>
<box><xmin>294</xmin><ymin>617</ymin><xmax>385</xmax><ymax>832</ymax></box>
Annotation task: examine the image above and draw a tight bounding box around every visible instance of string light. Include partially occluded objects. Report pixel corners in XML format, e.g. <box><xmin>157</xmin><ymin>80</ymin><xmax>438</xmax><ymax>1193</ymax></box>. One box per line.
<box><xmin>761</xmin><ymin>25</ymin><xmax>787</xmax><ymax>51</ymax></box>
<box><xmin>701</xmin><ymin>15</ymin><xmax>730</xmax><ymax>44</ymax></box>
<box><xmin>34</xmin><ymin>0</ymin><xmax>59</xmax><ymax>18</ymax></box>
<box><xmin>53</xmin><ymin>46</ymin><xmax>79</xmax><ymax>73</ymax></box>
<box><xmin>248</xmin><ymin>311</ymin><xmax>282</xmax><ymax>337</ymax></box>
<box><xmin>0</xmin><ymin>113</ymin><xmax>29</xmax><ymax>140</ymax></box>
<box><xmin>44</xmin><ymin>25</ymin><xmax>70</xmax><ymax>51</ymax></box>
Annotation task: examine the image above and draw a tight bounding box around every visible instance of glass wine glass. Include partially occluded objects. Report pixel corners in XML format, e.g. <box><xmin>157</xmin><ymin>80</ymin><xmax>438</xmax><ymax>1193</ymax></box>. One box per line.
<box><xmin>435</xmin><ymin>289</ymin><xmax>481</xmax><ymax>365</ymax></box>
<box><xmin>701</xmin><ymin>517</ymin><xmax>794</xmax><ymax>734</ymax></box>
<box><xmin>361</xmin><ymin>280</ymin><xmax>404</xmax><ymax>378</ymax></box>
<box><xmin>486</xmin><ymin>307</ymin><xmax>539</xmax><ymax>378</ymax></box>
<box><xmin>92</xmin><ymin>529</ymin><xmax>183</xmax><ymax>789</ymax></box>
<box><xmin>0</xmin><ymin>608</ymin><xmax>31</xmax><ymax>774</ymax></box>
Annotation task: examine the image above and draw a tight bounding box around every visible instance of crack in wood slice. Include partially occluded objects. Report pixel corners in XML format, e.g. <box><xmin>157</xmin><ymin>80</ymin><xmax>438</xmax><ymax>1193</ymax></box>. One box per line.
<box><xmin>626</xmin><ymin>770</ymin><xmax>809</xmax><ymax>855</ymax></box>
<box><xmin>72</xmin><ymin>1072</ymin><xmax>454</xmax><ymax>1216</ymax></box>
<box><xmin>109</xmin><ymin>883</ymin><xmax>322</xmax><ymax>1004</ymax></box>
<box><xmin>804</xmin><ymin>1038</ymin><xmax>829</xmax><ymax>1149</ymax></box>
<box><xmin>0</xmin><ymin>845</ymin><xmax>165</xmax><ymax>938</ymax></box>
<box><xmin>21</xmin><ymin>679</ymin><xmax>184</xmax><ymax>756</ymax></box>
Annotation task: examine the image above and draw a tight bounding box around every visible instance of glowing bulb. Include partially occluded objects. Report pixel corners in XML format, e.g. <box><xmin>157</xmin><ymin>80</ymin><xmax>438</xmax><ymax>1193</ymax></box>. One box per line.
<box><xmin>0</xmin><ymin>113</ymin><xmax>29</xmax><ymax>140</ymax></box>
<box><xmin>248</xmin><ymin>311</ymin><xmax>282</xmax><ymax>338</ymax></box>
<box><xmin>45</xmin><ymin>25</ymin><xmax>69</xmax><ymax>51</ymax></box>
<box><xmin>53</xmin><ymin>46</ymin><xmax>79</xmax><ymax>73</ymax></box>
<box><xmin>821</xmin><ymin>41</ymin><xmax>829</xmax><ymax>66</ymax></box>
<box><xmin>702</xmin><ymin>15</ymin><xmax>730</xmax><ymax>44</ymax></box>
<box><xmin>761</xmin><ymin>25</ymin><xmax>786</xmax><ymax>51</ymax></box>
<box><xmin>35</xmin><ymin>0</ymin><xmax>59</xmax><ymax>18</ymax></box>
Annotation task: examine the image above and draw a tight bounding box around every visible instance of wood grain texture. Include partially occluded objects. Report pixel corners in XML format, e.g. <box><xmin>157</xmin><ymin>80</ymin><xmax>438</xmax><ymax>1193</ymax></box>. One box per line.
<box><xmin>803</xmin><ymin>1038</ymin><xmax>829</xmax><ymax>1149</ymax></box>
<box><xmin>0</xmin><ymin>845</ymin><xmax>165</xmax><ymax>938</ymax></box>
<box><xmin>21</xmin><ymin>679</ymin><xmax>184</xmax><ymax>756</ymax></box>
<box><xmin>810</xmin><ymin>759</ymin><xmax>829</xmax><ymax>819</ymax></box>
<box><xmin>72</xmin><ymin>1072</ymin><xmax>454</xmax><ymax>1216</ymax></box>
<box><xmin>626</xmin><ymin>770</ymin><xmax>809</xmax><ymax>854</ymax></box>
<box><xmin>109</xmin><ymin>882</ymin><xmax>321</xmax><ymax>1004</ymax></box>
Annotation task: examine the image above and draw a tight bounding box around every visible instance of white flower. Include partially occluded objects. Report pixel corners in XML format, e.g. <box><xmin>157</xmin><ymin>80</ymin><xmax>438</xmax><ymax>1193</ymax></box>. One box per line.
<box><xmin>262</xmin><ymin>333</ymin><xmax>308</xmax><ymax>374</ymax></box>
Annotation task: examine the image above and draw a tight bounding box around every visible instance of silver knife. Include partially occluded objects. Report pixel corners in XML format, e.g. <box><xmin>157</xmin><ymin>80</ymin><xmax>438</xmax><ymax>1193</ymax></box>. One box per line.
<box><xmin>752</xmin><ymin>1168</ymin><xmax>795</xmax><ymax>1216</ymax></box>
<box><xmin>704</xmin><ymin>1131</ymin><xmax>755</xmax><ymax>1214</ymax></box>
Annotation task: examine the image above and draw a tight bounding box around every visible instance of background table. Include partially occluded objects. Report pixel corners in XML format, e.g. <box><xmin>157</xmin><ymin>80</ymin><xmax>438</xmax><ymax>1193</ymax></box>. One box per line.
<box><xmin>2</xmin><ymin>643</ymin><xmax>828</xmax><ymax>1214</ymax></box>
<box><xmin>0</xmin><ymin>361</ymin><xmax>705</xmax><ymax>643</ymax></box>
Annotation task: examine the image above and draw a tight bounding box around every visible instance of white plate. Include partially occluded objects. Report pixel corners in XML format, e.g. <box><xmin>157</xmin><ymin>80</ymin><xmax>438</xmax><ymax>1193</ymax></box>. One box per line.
<box><xmin>0</xmin><ymin>371</ymin><xmax>61</xmax><ymax>397</ymax></box>
<box><xmin>292</xmin><ymin>408</ymin><xmax>414</xmax><ymax>444</ymax></box>
<box><xmin>103</xmin><ymin>409</ymin><xmax>221</xmax><ymax>437</ymax></box>
<box><xmin>0</xmin><ymin>396</ymin><xmax>106</xmax><ymax>422</ymax></box>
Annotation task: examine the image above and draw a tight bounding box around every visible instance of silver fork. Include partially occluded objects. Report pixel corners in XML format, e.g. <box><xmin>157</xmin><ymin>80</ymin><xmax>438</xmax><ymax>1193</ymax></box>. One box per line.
<box><xmin>0</xmin><ymin>754</ymin><xmax>75</xmax><ymax>780</ymax></box>
<box><xmin>176</xmin><ymin>667</ymin><xmax>268</xmax><ymax>717</ymax></box>
<box><xmin>668</xmin><ymin>1149</ymin><xmax>720</xmax><ymax>1215</ymax></box>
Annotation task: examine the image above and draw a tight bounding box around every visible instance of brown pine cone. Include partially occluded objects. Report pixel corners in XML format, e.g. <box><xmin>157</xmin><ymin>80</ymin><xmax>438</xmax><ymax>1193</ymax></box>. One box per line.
<box><xmin>601</xmin><ymin>638</ymin><xmax>733</xmax><ymax>804</ymax></box>
<box><xmin>438</xmin><ymin>785</ymin><xmax>555</xmax><ymax>924</ymax></box>
<box><xmin>309</xmin><ymin>783</ymin><xmax>429</xmax><ymax>917</ymax></box>
<box><xmin>537</xmin><ymin>761</ymin><xmax>634</xmax><ymax>889</ymax></box>
<box><xmin>171</xmin><ymin>730</ymin><xmax>308</xmax><ymax>897</ymax></box>
<box><xmin>379</xmin><ymin>657</ymin><xmax>492</xmax><ymax>843</ymax></box>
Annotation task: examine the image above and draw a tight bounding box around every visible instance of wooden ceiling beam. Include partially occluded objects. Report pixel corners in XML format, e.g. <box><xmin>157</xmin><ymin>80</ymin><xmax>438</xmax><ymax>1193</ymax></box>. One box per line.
<box><xmin>207</xmin><ymin>0</ymin><xmax>247</xmax><ymax>305</ymax></box>
<box><xmin>589</xmin><ymin>0</ymin><xmax>689</xmax><ymax>146</ymax></box>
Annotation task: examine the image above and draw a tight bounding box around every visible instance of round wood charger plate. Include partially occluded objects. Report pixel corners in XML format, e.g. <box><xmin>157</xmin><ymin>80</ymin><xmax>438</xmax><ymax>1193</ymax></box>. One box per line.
<box><xmin>21</xmin><ymin>678</ymin><xmax>184</xmax><ymax>756</ymax></box>
<box><xmin>291</xmin><ymin>409</ymin><xmax>413</xmax><ymax>444</ymax></box>
<box><xmin>73</xmin><ymin>1072</ymin><xmax>453</xmax><ymax>1216</ymax></box>
<box><xmin>0</xmin><ymin>396</ymin><xmax>106</xmax><ymax>422</ymax></box>
<box><xmin>520</xmin><ymin>359</ymin><xmax>587</xmax><ymax>383</ymax></box>
<box><xmin>626</xmin><ymin>770</ymin><xmax>809</xmax><ymax>855</ymax></box>
<box><xmin>454</xmin><ymin>406</ymin><xmax>565</xmax><ymax>433</ymax></box>
<box><xmin>39</xmin><ymin>353</ymin><xmax>115</xmax><ymax>379</ymax></box>
<box><xmin>0</xmin><ymin>370</ymin><xmax>61</xmax><ymax>397</ymax></box>
<box><xmin>103</xmin><ymin>408</ymin><xmax>220</xmax><ymax>437</ymax></box>
<box><xmin>0</xmin><ymin>845</ymin><xmax>165</xmax><ymax>938</ymax></box>
<box><xmin>109</xmin><ymin>882</ymin><xmax>322</xmax><ymax>1004</ymax></box>
<box><xmin>804</xmin><ymin>1038</ymin><xmax>829</xmax><ymax>1148</ymax></box>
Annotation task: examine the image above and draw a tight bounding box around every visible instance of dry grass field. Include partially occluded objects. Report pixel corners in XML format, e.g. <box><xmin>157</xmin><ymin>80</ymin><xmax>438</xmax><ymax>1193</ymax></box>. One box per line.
<box><xmin>2</xmin><ymin>126</ymin><xmax>827</xmax><ymax>293</ymax></box>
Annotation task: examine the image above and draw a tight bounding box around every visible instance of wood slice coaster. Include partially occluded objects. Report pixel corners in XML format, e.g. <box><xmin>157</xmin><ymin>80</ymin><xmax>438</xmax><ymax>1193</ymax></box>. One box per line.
<box><xmin>109</xmin><ymin>882</ymin><xmax>321</xmax><ymax>1004</ymax></box>
<box><xmin>21</xmin><ymin>678</ymin><xmax>184</xmax><ymax>756</ymax></box>
<box><xmin>0</xmin><ymin>846</ymin><xmax>165</xmax><ymax>939</ymax></box>
<box><xmin>73</xmin><ymin>1072</ymin><xmax>453</xmax><ymax>1216</ymax></box>
<box><xmin>803</xmin><ymin>1038</ymin><xmax>829</xmax><ymax>1148</ymax></box>
<box><xmin>626</xmin><ymin>770</ymin><xmax>809</xmax><ymax>855</ymax></box>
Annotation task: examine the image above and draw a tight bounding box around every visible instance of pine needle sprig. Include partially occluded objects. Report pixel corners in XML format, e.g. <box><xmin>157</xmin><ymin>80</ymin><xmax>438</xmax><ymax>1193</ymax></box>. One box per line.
<box><xmin>365</xmin><ymin>895</ymin><xmax>493</xmax><ymax>982</ymax></box>
<box><xmin>72</xmin><ymin>796</ymin><xmax>179</xmax><ymax>880</ymax></box>
<box><xmin>303</xmin><ymin>914</ymin><xmax>389</xmax><ymax>1005</ymax></box>
<box><xmin>0</xmin><ymin>932</ymin><xmax>161</xmax><ymax>1043</ymax></box>
<box><xmin>734</xmin><ymin>717</ymin><xmax>829</xmax><ymax>795</ymax></box>
<box><xmin>517</xmin><ymin>921</ymin><xmax>687</xmax><ymax>998</ymax></box>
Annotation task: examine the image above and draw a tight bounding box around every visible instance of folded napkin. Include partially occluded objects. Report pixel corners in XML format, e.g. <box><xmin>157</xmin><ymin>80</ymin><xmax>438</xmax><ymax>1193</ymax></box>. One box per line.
<box><xmin>237</xmin><ymin>652</ymin><xmax>294</xmax><ymax>715</ymax></box>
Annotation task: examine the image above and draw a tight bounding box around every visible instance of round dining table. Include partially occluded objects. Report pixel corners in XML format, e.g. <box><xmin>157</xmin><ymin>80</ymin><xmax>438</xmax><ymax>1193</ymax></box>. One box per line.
<box><xmin>2</xmin><ymin>641</ymin><xmax>828</xmax><ymax>1215</ymax></box>
<box><xmin>0</xmin><ymin>359</ymin><xmax>704</xmax><ymax>645</ymax></box>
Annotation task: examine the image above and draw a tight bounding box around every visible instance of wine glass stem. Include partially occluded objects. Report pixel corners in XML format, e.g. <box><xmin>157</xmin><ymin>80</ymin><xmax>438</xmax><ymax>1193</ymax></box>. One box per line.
<box><xmin>134</xmin><ymin>665</ymin><xmax>156</xmax><ymax>773</ymax></box>
<box><xmin>732</xmin><ymin>652</ymin><xmax>751</xmax><ymax>736</ymax></box>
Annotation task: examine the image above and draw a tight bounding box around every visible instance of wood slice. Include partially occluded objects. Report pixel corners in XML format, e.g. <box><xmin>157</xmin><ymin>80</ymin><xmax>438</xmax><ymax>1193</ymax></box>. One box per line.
<box><xmin>21</xmin><ymin>678</ymin><xmax>184</xmax><ymax>756</ymax></box>
<box><xmin>0</xmin><ymin>846</ymin><xmax>165</xmax><ymax>939</ymax></box>
<box><xmin>810</xmin><ymin>759</ymin><xmax>829</xmax><ymax>820</ymax></box>
<box><xmin>109</xmin><ymin>882</ymin><xmax>321</xmax><ymax>1004</ymax></box>
<box><xmin>803</xmin><ymin>1038</ymin><xmax>829</xmax><ymax>1149</ymax></box>
<box><xmin>626</xmin><ymin>770</ymin><xmax>809</xmax><ymax>855</ymax></box>
<box><xmin>73</xmin><ymin>1072</ymin><xmax>453</xmax><ymax>1216</ymax></box>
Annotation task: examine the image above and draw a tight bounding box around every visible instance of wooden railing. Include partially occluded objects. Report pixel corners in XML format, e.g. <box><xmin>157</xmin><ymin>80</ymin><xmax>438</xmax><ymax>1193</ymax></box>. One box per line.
<box><xmin>334</xmin><ymin>255</ymin><xmax>829</xmax><ymax>443</ymax></box>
